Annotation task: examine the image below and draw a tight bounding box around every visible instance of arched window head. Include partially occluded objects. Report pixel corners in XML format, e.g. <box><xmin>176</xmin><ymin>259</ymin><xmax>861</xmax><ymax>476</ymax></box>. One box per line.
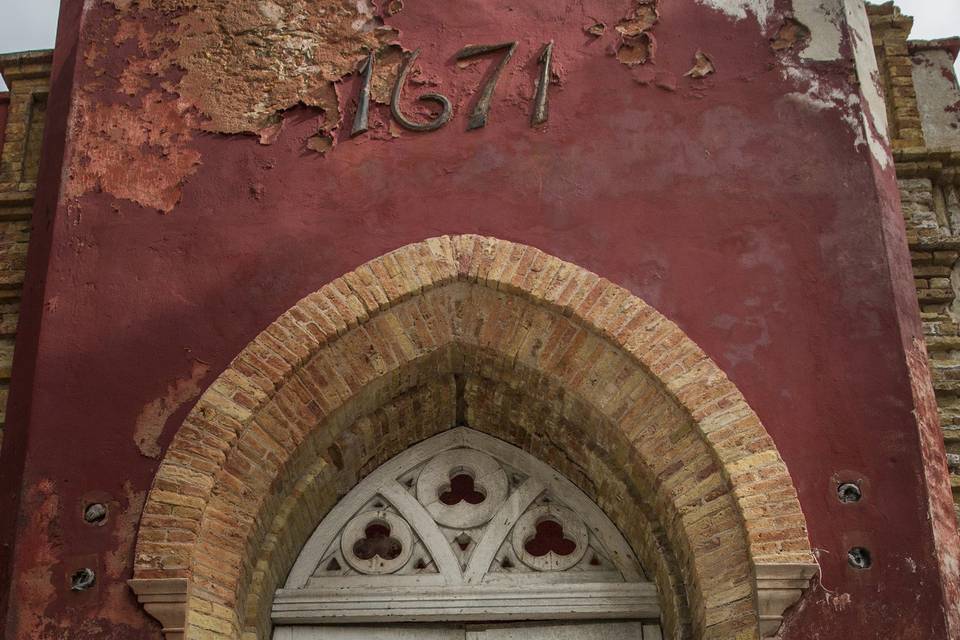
<box><xmin>273</xmin><ymin>427</ymin><xmax>661</xmax><ymax>628</ymax></box>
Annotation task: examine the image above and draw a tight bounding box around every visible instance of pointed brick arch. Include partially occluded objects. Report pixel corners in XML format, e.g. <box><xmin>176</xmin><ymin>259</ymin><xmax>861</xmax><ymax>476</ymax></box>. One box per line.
<box><xmin>129</xmin><ymin>235</ymin><xmax>816</xmax><ymax>640</ymax></box>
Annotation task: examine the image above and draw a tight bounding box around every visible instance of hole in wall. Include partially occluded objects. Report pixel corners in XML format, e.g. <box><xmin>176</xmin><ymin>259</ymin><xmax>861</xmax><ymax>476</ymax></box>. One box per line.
<box><xmin>837</xmin><ymin>483</ymin><xmax>862</xmax><ymax>503</ymax></box>
<box><xmin>70</xmin><ymin>568</ymin><xmax>96</xmax><ymax>591</ymax></box>
<box><xmin>847</xmin><ymin>547</ymin><xmax>872</xmax><ymax>569</ymax></box>
<box><xmin>83</xmin><ymin>503</ymin><xmax>108</xmax><ymax>525</ymax></box>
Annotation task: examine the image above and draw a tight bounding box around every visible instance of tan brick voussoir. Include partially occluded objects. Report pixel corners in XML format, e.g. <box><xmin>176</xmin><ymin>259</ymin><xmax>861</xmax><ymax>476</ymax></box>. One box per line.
<box><xmin>131</xmin><ymin>236</ymin><xmax>815</xmax><ymax>640</ymax></box>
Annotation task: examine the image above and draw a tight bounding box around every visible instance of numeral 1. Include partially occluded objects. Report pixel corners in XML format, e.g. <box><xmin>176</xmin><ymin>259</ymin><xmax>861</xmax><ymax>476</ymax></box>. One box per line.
<box><xmin>455</xmin><ymin>42</ymin><xmax>518</xmax><ymax>130</ymax></box>
<box><xmin>532</xmin><ymin>41</ymin><xmax>554</xmax><ymax>127</ymax></box>
<box><xmin>351</xmin><ymin>51</ymin><xmax>374</xmax><ymax>137</ymax></box>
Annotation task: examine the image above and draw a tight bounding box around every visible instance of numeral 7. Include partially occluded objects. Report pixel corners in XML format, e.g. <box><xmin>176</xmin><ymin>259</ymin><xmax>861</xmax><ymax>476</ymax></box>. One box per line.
<box><xmin>455</xmin><ymin>42</ymin><xmax>518</xmax><ymax>130</ymax></box>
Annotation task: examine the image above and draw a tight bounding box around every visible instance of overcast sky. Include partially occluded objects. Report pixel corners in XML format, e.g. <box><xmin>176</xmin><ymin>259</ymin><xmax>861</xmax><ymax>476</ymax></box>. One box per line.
<box><xmin>0</xmin><ymin>0</ymin><xmax>958</xmax><ymax>91</ymax></box>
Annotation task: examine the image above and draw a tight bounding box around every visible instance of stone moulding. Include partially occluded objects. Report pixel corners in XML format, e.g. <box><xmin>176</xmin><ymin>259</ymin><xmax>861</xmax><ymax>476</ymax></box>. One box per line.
<box><xmin>755</xmin><ymin>564</ymin><xmax>819</xmax><ymax>637</ymax></box>
<box><xmin>127</xmin><ymin>577</ymin><xmax>188</xmax><ymax>640</ymax></box>
<box><xmin>128</xmin><ymin>235</ymin><xmax>818</xmax><ymax>639</ymax></box>
<box><xmin>271</xmin><ymin>583</ymin><xmax>661</xmax><ymax>625</ymax></box>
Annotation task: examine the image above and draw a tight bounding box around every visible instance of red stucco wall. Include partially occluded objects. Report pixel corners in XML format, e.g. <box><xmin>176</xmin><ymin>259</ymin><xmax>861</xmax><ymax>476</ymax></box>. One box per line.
<box><xmin>1</xmin><ymin>0</ymin><xmax>958</xmax><ymax>638</ymax></box>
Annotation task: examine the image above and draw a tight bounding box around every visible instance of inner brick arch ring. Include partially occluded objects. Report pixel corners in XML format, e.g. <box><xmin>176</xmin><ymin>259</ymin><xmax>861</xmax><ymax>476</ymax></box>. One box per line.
<box><xmin>128</xmin><ymin>235</ymin><xmax>817</xmax><ymax>640</ymax></box>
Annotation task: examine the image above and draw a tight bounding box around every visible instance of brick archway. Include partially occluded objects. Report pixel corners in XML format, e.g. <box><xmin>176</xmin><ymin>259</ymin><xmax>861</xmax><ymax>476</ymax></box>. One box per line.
<box><xmin>128</xmin><ymin>235</ymin><xmax>816</xmax><ymax>640</ymax></box>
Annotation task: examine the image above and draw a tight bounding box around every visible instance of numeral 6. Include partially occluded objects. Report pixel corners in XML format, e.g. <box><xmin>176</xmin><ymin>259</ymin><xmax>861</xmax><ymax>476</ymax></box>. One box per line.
<box><xmin>391</xmin><ymin>48</ymin><xmax>453</xmax><ymax>132</ymax></box>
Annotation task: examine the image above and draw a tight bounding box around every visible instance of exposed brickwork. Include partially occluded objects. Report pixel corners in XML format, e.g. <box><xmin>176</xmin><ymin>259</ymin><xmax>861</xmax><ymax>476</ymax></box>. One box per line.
<box><xmin>132</xmin><ymin>236</ymin><xmax>815</xmax><ymax>640</ymax></box>
<box><xmin>0</xmin><ymin>92</ymin><xmax>9</xmax><ymax>157</ymax></box>
<box><xmin>868</xmin><ymin>3</ymin><xmax>924</xmax><ymax>149</ymax></box>
<box><xmin>869</xmin><ymin>4</ymin><xmax>960</xmax><ymax>520</ymax></box>
<box><xmin>895</xmin><ymin>152</ymin><xmax>960</xmax><ymax>517</ymax></box>
<box><xmin>0</xmin><ymin>52</ymin><xmax>51</xmax><ymax>192</ymax></box>
<box><xmin>0</xmin><ymin>51</ymin><xmax>52</xmax><ymax>450</ymax></box>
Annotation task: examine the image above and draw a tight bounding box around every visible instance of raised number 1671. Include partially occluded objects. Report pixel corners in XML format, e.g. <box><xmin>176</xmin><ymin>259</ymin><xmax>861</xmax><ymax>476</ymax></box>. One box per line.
<box><xmin>350</xmin><ymin>41</ymin><xmax>555</xmax><ymax>136</ymax></box>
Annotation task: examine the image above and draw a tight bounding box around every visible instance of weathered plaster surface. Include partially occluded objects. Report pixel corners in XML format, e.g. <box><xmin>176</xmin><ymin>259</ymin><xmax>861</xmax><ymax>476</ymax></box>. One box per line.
<box><xmin>911</xmin><ymin>48</ymin><xmax>960</xmax><ymax>149</ymax></box>
<box><xmin>771</xmin><ymin>0</ymin><xmax>890</xmax><ymax>169</ymax></box>
<box><xmin>69</xmin><ymin>0</ymin><xmax>403</xmax><ymax>212</ymax></box>
<box><xmin>64</xmin><ymin>0</ymin><xmax>903</xmax><ymax>213</ymax></box>
<box><xmin>695</xmin><ymin>0</ymin><xmax>774</xmax><ymax>25</ymax></box>
<box><xmin>67</xmin><ymin>93</ymin><xmax>202</xmax><ymax>212</ymax></box>
<box><xmin>15</xmin><ymin>480</ymin><xmax>60</xmax><ymax>639</ymax></box>
<box><xmin>63</xmin><ymin>0</ymin><xmax>695</xmax><ymax>213</ymax></box>
<box><xmin>906</xmin><ymin>336</ymin><xmax>960</xmax><ymax>636</ymax></box>
<box><xmin>794</xmin><ymin>0</ymin><xmax>844</xmax><ymax>61</ymax></box>
<box><xmin>4</xmin><ymin>0</ymin><xmax>960</xmax><ymax>638</ymax></box>
<box><xmin>132</xmin><ymin>359</ymin><xmax>209</xmax><ymax>458</ymax></box>
<box><xmin>843</xmin><ymin>0</ymin><xmax>891</xmax><ymax>168</ymax></box>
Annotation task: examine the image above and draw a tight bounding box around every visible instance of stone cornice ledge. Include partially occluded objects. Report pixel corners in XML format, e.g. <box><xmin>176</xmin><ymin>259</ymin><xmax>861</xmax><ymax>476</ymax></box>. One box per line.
<box><xmin>128</xmin><ymin>578</ymin><xmax>188</xmax><ymax>640</ymax></box>
<box><xmin>756</xmin><ymin>563</ymin><xmax>819</xmax><ymax>637</ymax></box>
<box><xmin>127</xmin><ymin>567</ymin><xmax>818</xmax><ymax>639</ymax></box>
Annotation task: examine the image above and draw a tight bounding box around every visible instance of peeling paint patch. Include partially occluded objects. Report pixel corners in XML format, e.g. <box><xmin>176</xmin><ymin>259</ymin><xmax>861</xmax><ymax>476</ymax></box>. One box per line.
<box><xmin>70</xmin><ymin>0</ymin><xmax>406</xmax><ymax>211</ymax></box>
<box><xmin>776</xmin><ymin>1</ymin><xmax>890</xmax><ymax>169</ymax></box>
<box><xmin>793</xmin><ymin>0</ymin><xmax>844</xmax><ymax>61</ymax></box>
<box><xmin>368</xmin><ymin>44</ymin><xmax>405</xmax><ymax>105</ymax></box>
<box><xmin>616</xmin><ymin>33</ymin><xmax>656</xmax><ymax>66</ymax></box>
<box><xmin>307</xmin><ymin>131</ymin><xmax>335</xmax><ymax>154</ymax></box>
<box><xmin>782</xmin><ymin>65</ymin><xmax>866</xmax><ymax>149</ymax></box>
<box><xmin>385</xmin><ymin>0</ymin><xmax>403</xmax><ymax>16</ymax></box>
<box><xmin>133</xmin><ymin>359</ymin><xmax>210</xmax><ymax>458</ymax></box>
<box><xmin>771</xmin><ymin>19</ymin><xmax>811</xmax><ymax>52</ymax></box>
<box><xmin>104</xmin><ymin>482</ymin><xmax>146</xmax><ymax>578</ymax></box>
<box><xmin>616</xmin><ymin>2</ymin><xmax>659</xmax><ymax>35</ymax></box>
<box><xmin>100</xmin><ymin>483</ymin><xmax>148</xmax><ymax>628</ymax></box>
<box><xmin>67</xmin><ymin>92</ymin><xmax>202</xmax><ymax>213</ymax></box>
<box><xmin>826</xmin><ymin>591</ymin><xmax>852</xmax><ymax>611</ymax></box>
<box><xmin>15</xmin><ymin>479</ymin><xmax>62</xmax><ymax>639</ymax></box>
<box><xmin>684</xmin><ymin>50</ymin><xmax>715</xmax><ymax>78</ymax></box>
<box><xmin>585</xmin><ymin>22</ymin><xmax>606</xmax><ymax>37</ymax></box>
<box><xmin>842</xmin><ymin>0</ymin><xmax>892</xmax><ymax>168</ymax></box>
<box><xmin>612</xmin><ymin>0</ymin><xmax>659</xmax><ymax>67</ymax></box>
<box><xmin>695</xmin><ymin>0</ymin><xmax>773</xmax><ymax>26</ymax></box>
<box><xmin>162</xmin><ymin>0</ymin><xmax>396</xmax><ymax>136</ymax></box>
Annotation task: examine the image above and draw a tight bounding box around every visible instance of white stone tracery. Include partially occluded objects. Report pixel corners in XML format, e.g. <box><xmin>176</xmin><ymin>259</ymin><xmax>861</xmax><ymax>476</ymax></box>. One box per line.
<box><xmin>273</xmin><ymin>428</ymin><xmax>662</xmax><ymax>628</ymax></box>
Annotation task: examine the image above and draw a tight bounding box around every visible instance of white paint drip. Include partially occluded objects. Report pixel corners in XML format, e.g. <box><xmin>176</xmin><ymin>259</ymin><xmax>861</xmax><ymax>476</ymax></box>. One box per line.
<box><xmin>695</xmin><ymin>0</ymin><xmax>774</xmax><ymax>26</ymax></box>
